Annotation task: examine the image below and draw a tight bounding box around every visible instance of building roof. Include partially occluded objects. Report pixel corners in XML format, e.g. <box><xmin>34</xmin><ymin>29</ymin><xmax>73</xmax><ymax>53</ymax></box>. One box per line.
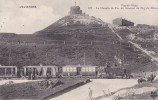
<box><xmin>113</xmin><ymin>18</ymin><xmax>134</xmax><ymax>24</ymax></box>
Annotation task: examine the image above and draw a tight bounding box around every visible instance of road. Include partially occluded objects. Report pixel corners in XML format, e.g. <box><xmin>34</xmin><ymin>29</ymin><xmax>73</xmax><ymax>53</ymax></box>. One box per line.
<box><xmin>52</xmin><ymin>79</ymin><xmax>137</xmax><ymax>100</ymax></box>
<box><xmin>129</xmin><ymin>41</ymin><xmax>158</xmax><ymax>65</ymax></box>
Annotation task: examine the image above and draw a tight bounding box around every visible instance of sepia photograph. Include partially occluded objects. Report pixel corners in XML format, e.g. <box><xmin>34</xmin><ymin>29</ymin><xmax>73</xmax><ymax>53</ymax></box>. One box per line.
<box><xmin>0</xmin><ymin>0</ymin><xmax>158</xmax><ymax>100</ymax></box>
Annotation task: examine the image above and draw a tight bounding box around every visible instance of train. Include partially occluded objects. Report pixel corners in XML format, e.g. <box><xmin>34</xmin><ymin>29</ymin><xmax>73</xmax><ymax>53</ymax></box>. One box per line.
<box><xmin>0</xmin><ymin>65</ymin><xmax>132</xmax><ymax>79</ymax></box>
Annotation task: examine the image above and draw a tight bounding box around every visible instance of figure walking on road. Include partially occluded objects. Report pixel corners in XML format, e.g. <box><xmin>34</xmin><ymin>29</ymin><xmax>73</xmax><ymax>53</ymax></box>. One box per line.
<box><xmin>89</xmin><ymin>88</ymin><xmax>93</xmax><ymax>100</ymax></box>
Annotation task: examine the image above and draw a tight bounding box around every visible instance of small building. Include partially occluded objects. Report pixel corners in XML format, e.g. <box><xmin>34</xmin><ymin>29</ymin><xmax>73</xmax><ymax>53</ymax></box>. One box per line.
<box><xmin>21</xmin><ymin>65</ymin><xmax>58</xmax><ymax>78</ymax></box>
<box><xmin>113</xmin><ymin>18</ymin><xmax>134</xmax><ymax>26</ymax></box>
<box><xmin>0</xmin><ymin>65</ymin><xmax>17</xmax><ymax>78</ymax></box>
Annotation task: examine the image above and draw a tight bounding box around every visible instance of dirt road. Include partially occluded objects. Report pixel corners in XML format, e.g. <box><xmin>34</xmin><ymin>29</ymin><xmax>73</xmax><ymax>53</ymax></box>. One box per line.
<box><xmin>52</xmin><ymin>79</ymin><xmax>137</xmax><ymax>100</ymax></box>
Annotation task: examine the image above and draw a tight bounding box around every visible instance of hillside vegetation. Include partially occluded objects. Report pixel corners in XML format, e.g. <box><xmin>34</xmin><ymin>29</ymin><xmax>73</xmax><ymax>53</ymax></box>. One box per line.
<box><xmin>0</xmin><ymin>16</ymin><xmax>158</xmax><ymax>73</ymax></box>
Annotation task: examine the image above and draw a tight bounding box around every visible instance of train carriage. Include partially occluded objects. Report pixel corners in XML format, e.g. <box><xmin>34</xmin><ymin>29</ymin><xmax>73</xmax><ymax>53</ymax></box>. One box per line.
<box><xmin>62</xmin><ymin>65</ymin><xmax>81</xmax><ymax>77</ymax></box>
<box><xmin>0</xmin><ymin>63</ymin><xmax>132</xmax><ymax>79</ymax></box>
<box><xmin>80</xmin><ymin>66</ymin><xmax>98</xmax><ymax>77</ymax></box>
<box><xmin>0</xmin><ymin>65</ymin><xmax>18</xmax><ymax>78</ymax></box>
<box><xmin>21</xmin><ymin>65</ymin><xmax>59</xmax><ymax>79</ymax></box>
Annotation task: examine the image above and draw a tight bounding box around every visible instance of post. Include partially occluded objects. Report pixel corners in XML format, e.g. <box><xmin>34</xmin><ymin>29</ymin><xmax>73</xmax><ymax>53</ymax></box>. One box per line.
<box><xmin>24</xmin><ymin>68</ymin><xmax>26</xmax><ymax>76</ymax></box>
<box><xmin>15</xmin><ymin>67</ymin><xmax>17</xmax><ymax>76</ymax></box>
<box><xmin>122</xmin><ymin>54</ymin><xmax>124</xmax><ymax>67</ymax></box>
<box><xmin>4</xmin><ymin>68</ymin><xmax>6</xmax><ymax>75</ymax></box>
<box><xmin>83</xmin><ymin>53</ymin><xmax>86</xmax><ymax>66</ymax></box>
<box><xmin>9</xmin><ymin>49</ymin><xmax>11</xmax><ymax>66</ymax></box>
<box><xmin>46</xmin><ymin>53</ymin><xmax>48</xmax><ymax>65</ymax></box>
<box><xmin>31</xmin><ymin>68</ymin><xmax>33</xmax><ymax>80</ymax></box>
<box><xmin>11</xmin><ymin>68</ymin><xmax>13</xmax><ymax>76</ymax></box>
<box><xmin>35</xmin><ymin>68</ymin><xmax>37</xmax><ymax>76</ymax></box>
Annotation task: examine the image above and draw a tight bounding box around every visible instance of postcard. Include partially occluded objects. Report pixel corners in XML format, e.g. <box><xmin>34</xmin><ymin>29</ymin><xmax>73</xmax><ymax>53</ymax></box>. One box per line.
<box><xmin>0</xmin><ymin>0</ymin><xmax>158</xmax><ymax>100</ymax></box>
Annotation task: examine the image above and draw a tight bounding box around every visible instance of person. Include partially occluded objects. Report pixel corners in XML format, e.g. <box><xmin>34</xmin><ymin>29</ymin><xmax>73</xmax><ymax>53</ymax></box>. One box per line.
<box><xmin>89</xmin><ymin>88</ymin><xmax>93</xmax><ymax>100</ymax></box>
<box><xmin>102</xmin><ymin>90</ymin><xmax>106</xmax><ymax>97</ymax></box>
<box><xmin>150</xmin><ymin>74</ymin><xmax>155</xmax><ymax>82</ymax></box>
<box><xmin>46</xmin><ymin>73</ymin><xmax>49</xmax><ymax>79</ymax></box>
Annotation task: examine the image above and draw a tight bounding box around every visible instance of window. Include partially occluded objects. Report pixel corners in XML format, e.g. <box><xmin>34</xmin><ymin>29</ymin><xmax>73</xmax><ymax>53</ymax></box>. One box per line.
<box><xmin>0</xmin><ymin>68</ymin><xmax>3</xmax><ymax>75</ymax></box>
<box><xmin>63</xmin><ymin>68</ymin><xmax>67</xmax><ymax>72</ymax></box>
<box><xmin>82</xmin><ymin>68</ymin><xmax>85</xmax><ymax>72</ymax></box>
<box><xmin>81</xmin><ymin>68</ymin><xmax>84</xmax><ymax>72</ymax></box>
<box><xmin>47</xmin><ymin>68</ymin><xmax>51</xmax><ymax>75</ymax></box>
<box><xmin>26</xmin><ymin>68</ymin><xmax>29</xmax><ymax>76</ymax></box>
<box><xmin>1</xmin><ymin>68</ymin><xmax>5</xmax><ymax>74</ymax></box>
<box><xmin>89</xmin><ymin>68</ymin><xmax>92</xmax><ymax>72</ymax></box>
<box><xmin>92</xmin><ymin>68</ymin><xmax>95</xmax><ymax>72</ymax></box>
<box><xmin>83</xmin><ymin>68</ymin><xmax>87</xmax><ymax>72</ymax></box>
<box><xmin>86</xmin><ymin>68</ymin><xmax>89</xmax><ymax>72</ymax></box>
<box><xmin>6</xmin><ymin>68</ymin><xmax>11</xmax><ymax>75</ymax></box>
<box><xmin>13</xmin><ymin>68</ymin><xmax>16</xmax><ymax>74</ymax></box>
<box><xmin>70</xmin><ymin>68</ymin><xmax>73</xmax><ymax>72</ymax></box>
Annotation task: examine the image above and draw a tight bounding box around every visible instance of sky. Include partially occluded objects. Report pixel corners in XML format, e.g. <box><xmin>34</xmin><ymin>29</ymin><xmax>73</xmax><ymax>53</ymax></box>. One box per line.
<box><xmin>0</xmin><ymin>0</ymin><xmax>158</xmax><ymax>34</ymax></box>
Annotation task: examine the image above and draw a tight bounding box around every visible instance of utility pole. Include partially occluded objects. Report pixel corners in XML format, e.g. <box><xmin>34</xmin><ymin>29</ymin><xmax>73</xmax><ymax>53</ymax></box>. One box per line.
<box><xmin>8</xmin><ymin>49</ymin><xmax>11</xmax><ymax>66</ymax></box>
<box><xmin>122</xmin><ymin>54</ymin><xmax>125</xmax><ymax>68</ymax></box>
<box><xmin>83</xmin><ymin>52</ymin><xmax>86</xmax><ymax>66</ymax></box>
<box><xmin>45</xmin><ymin>53</ymin><xmax>48</xmax><ymax>65</ymax></box>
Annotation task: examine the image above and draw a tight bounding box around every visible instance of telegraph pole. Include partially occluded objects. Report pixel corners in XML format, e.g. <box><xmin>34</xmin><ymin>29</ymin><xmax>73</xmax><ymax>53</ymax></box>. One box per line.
<box><xmin>83</xmin><ymin>52</ymin><xmax>86</xmax><ymax>66</ymax></box>
<box><xmin>8</xmin><ymin>48</ymin><xmax>11</xmax><ymax>66</ymax></box>
<box><xmin>122</xmin><ymin>54</ymin><xmax>124</xmax><ymax>67</ymax></box>
<box><xmin>45</xmin><ymin>53</ymin><xmax>48</xmax><ymax>65</ymax></box>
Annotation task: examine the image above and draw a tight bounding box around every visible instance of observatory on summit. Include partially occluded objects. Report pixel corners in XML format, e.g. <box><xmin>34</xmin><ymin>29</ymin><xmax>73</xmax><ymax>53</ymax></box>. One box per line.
<box><xmin>69</xmin><ymin>1</ymin><xmax>83</xmax><ymax>15</ymax></box>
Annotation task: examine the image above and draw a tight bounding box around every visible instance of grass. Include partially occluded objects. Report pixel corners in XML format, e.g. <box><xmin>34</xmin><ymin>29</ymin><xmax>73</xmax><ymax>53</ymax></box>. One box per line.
<box><xmin>0</xmin><ymin>78</ymin><xmax>89</xmax><ymax>100</ymax></box>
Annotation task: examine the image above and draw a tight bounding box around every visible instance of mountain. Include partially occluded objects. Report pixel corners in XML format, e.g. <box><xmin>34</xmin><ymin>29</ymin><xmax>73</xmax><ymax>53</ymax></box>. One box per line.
<box><xmin>112</xmin><ymin>24</ymin><xmax>158</xmax><ymax>71</ymax></box>
<box><xmin>34</xmin><ymin>14</ymin><xmax>109</xmax><ymax>41</ymax></box>
<box><xmin>45</xmin><ymin>14</ymin><xmax>107</xmax><ymax>28</ymax></box>
<box><xmin>0</xmin><ymin>6</ymin><xmax>158</xmax><ymax>73</ymax></box>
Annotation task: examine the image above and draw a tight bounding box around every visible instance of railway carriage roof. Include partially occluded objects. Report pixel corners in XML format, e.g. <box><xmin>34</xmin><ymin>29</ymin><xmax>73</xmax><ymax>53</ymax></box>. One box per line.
<box><xmin>23</xmin><ymin>66</ymin><xmax>58</xmax><ymax>68</ymax></box>
<box><xmin>63</xmin><ymin>65</ymin><xmax>98</xmax><ymax>68</ymax></box>
<box><xmin>0</xmin><ymin>66</ymin><xmax>17</xmax><ymax>68</ymax></box>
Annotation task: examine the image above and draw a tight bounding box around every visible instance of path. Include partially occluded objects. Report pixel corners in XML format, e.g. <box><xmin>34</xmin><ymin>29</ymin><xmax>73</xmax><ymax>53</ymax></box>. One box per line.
<box><xmin>52</xmin><ymin>79</ymin><xmax>137</xmax><ymax>100</ymax></box>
